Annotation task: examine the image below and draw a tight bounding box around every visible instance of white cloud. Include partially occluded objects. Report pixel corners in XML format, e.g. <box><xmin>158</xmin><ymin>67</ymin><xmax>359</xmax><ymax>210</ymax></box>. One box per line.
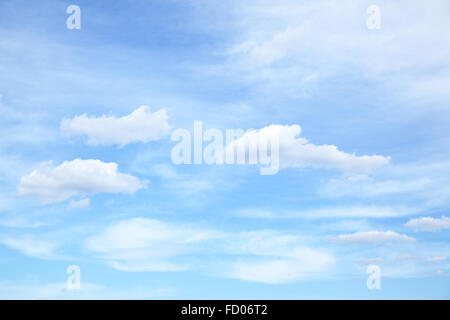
<box><xmin>224</xmin><ymin>0</ymin><xmax>450</xmax><ymax>104</ymax></box>
<box><xmin>323</xmin><ymin>176</ymin><xmax>434</xmax><ymax>198</ymax></box>
<box><xmin>234</xmin><ymin>205</ymin><xmax>414</xmax><ymax>219</ymax></box>
<box><xmin>302</xmin><ymin>206</ymin><xmax>411</xmax><ymax>219</ymax></box>
<box><xmin>396</xmin><ymin>254</ymin><xmax>418</xmax><ymax>261</ymax></box>
<box><xmin>228</xmin><ymin>124</ymin><xmax>389</xmax><ymax>173</ymax></box>
<box><xmin>405</xmin><ymin>216</ymin><xmax>450</xmax><ymax>232</ymax></box>
<box><xmin>338</xmin><ymin>242</ymin><xmax>450</xmax><ymax>279</ymax></box>
<box><xmin>18</xmin><ymin>159</ymin><xmax>146</xmax><ymax>203</ymax></box>
<box><xmin>0</xmin><ymin>215</ymin><xmax>47</xmax><ymax>228</ymax></box>
<box><xmin>106</xmin><ymin>260</ymin><xmax>187</xmax><ymax>272</ymax></box>
<box><xmin>0</xmin><ymin>281</ymin><xmax>176</xmax><ymax>299</ymax></box>
<box><xmin>425</xmin><ymin>256</ymin><xmax>446</xmax><ymax>263</ymax></box>
<box><xmin>225</xmin><ymin>231</ymin><xmax>335</xmax><ymax>283</ymax></box>
<box><xmin>320</xmin><ymin>162</ymin><xmax>450</xmax><ymax>211</ymax></box>
<box><xmin>86</xmin><ymin>219</ymin><xmax>334</xmax><ymax>283</ymax></box>
<box><xmin>61</xmin><ymin>106</ymin><xmax>170</xmax><ymax>146</ymax></box>
<box><xmin>0</xmin><ymin>236</ymin><xmax>58</xmax><ymax>259</ymax></box>
<box><xmin>229</xmin><ymin>256</ymin><xmax>332</xmax><ymax>284</ymax></box>
<box><xmin>233</xmin><ymin>209</ymin><xmax>279</xmax><ymax>219</ymax></box>
<box><xmin>328</xmin><ymin>230</ymin><xmax>415</xmax><ymax>245</ymax></box>
<box><xmin>85</xmin><ymin>217</ymin><xmax>223</xmax><ymax>272</ymax></box>
<box><xmin>354</xmin><ymin>257</ymin><xmax>384</xmax><ymax>265</ymax></box>
<box><xmin>149</xmin><ymin>164</ymin><xmax>178</xmax><ymax>179</ymax></box>
<box><xmin>69</xmin><ymin>198</ymin><xmax>90</xmax><ymax>209</ymax></box>
<box><xmin>323</xmin><ymin>219</ymin><xmax>374</xmax><ymax>232</ymax></box>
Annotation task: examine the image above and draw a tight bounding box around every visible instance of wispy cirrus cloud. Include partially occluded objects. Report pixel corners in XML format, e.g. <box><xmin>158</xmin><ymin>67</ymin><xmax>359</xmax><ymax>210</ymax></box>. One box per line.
<box><xmin>327</xmin><ymin>230</ymin><xmax>415</xmax><ymax>245</ymax></box>
<box><xmin>223</xmin><ymin>0</ymin><xmax>450</xmax><ymax>105</ymax></box>
<box><xmin>320</xmin><ymin>162</ymin><xmax>450</xmax><ymax>214</ymax></box>
<box><xmin>0</xmin><ymin>236</ymin><xmax>59</xmax><ymax>259</ymax></box>
<box><xmin>85</xmin><ymin>218</ymin><xmax>335</xmax><ymax>283</ymax></box>
<box><xmin>224</xmin><ymin>230</ymin><xmax>335</xmax><ymax>283</ymax></box>
<box><xmin>85</xmin><ymin>217</ymin><xmax>223</xmax><ymax>272</ymax></box>
<box><xmin>0</xmin><ymin>281</ymin><xmax>176</xmax><ymax>299</ymax></box>
<box><xmin>425</xmin><ymin>256</ymin><xmax>446</xmax><ymax>263</ymax></box>
<box><xmin>234</xmin><ymin>205</ymin><xmax>415</xmax><ymax>219</ymax></box>
<box><xmin>354</xmin><ymin>257</ymin><xmax>384</xmax><ymax>265</ymax></box>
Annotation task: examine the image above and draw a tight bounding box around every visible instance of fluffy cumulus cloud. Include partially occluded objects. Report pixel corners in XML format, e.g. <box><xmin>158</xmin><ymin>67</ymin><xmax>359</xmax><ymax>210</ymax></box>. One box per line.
<box><xmin>85</xmin><ymin>217</ymin><xmax>222</xmax><ymax>272</ymax></box>
<box><xmin>227</xmin><ymin>124</ymin><xmax>389</xmax><ymax>173</ymax></box>
<box><xmin>405</xmin><ymin>216</ymin><xmax>450</xmax><ymax>232</ymax></box>
<box><xmin>328</xmin><ymin>230</ymin><xmax>415</xmax><ymax>245</ymax></box>
<box><xmin>18</xmin><ymin>159</ymin><xmax>146</xmax><ymax>203</ymax></box>
<box><xmin>61</xmin><ymin>106</ymin><xmax>170</xmax><ymax>146</ymax></box>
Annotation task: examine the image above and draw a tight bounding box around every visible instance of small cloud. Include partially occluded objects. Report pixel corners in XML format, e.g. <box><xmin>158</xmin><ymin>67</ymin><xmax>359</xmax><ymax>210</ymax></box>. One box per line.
<box><xmin>396</xmin><ymin>254</ymin><xmax>418</xmax><ymax>261</ymax></box>
<box><xmin>61</xmin><ymin>106</ymin><xmax>170</xmax><ymax>147</ymax></box>
<box><xmin>69</xmin><ymin>198</ymin><xmax>90</xmax><ymax>209</ymax></box>
<box><xmin>18</xmin><ymin>159</ymin><xmax>146</xmax><ymax>204</ymax></box>
<box><xmin>233</xmin><ymin>209</ymin><xmax>278</xmax><ymax>219</ymax></box>
<box><xmin>354</xmin><ymin>257</ymin><xmax>384</xmax><ymax>265</ymax></box>
<box><xmin>327</xmin><ymin>230</ymin><xmax>415</xmax><ymax>245</ymax></box>
<box><xmin>405</xmin><ymin>216</ymin><xmax>450</xmax><ymax>232</ymax></box>
<box><xmin>151</xmin><ymin>164</ymin><xmax>178</xmax><ymax>179</ymax></box>
<box><xmin>433</xmin><ymin>270</ymin><xmax>445</xmax><ymax>276</ymax></box>
<box><xmin>426</xmin><ymin>256</ymin><xmax>446</xmax><ymax>263</ymax></box>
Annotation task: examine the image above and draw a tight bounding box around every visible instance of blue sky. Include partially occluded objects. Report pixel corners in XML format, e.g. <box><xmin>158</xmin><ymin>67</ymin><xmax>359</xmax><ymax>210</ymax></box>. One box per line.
<box><xmin>0</xmin><ymin>0</ymin><xmax>449</xmax><ymax>299</ymax></box>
